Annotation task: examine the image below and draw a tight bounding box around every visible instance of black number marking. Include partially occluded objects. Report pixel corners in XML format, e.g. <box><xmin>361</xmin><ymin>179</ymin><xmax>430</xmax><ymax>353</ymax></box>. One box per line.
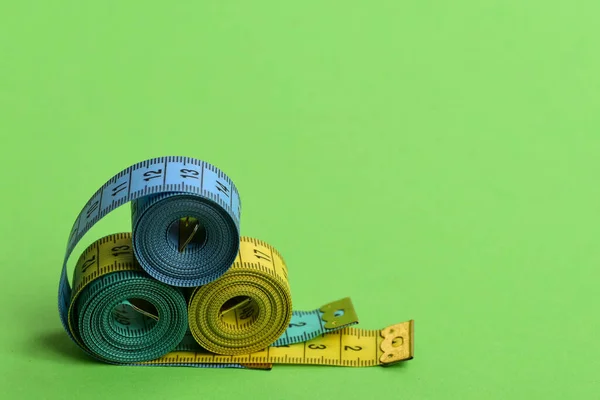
<box><xmin>289</xmin><ymin>322</ymin><xmax>307</xmax><ymax>328</ymax></box>
<box><xmin>81</xmin><ymin>255</ymin><xmax>96</xmax><ymax>273</ymax></box>
<box><xmin>86</xmin><ymin>201</ymin><xmax>99</xmax><ymax>218</ymax></box>
<box><xmin>69</xmin><ymin>223</ymin><xmax>78</xmax><ymax>241</ymax></box>
<box><xmin>308</xmin><ymin>344</ymin><xmax>326</xmax><ymax>350</ymax></box>
<box><xmin>253</xmin><ymin>249</ymin><xmax>271</xmax><ymax>262</ymax></box>
<box><xmin>111</xmin><ymin>181</ymin><xmax>127</xmax><ymax>197</ymax></box>
<box><xmin>344</xmin><ymin>345</ymin><xmax>363</xmax><ymax>351</ymax></box>
<box><xmin>114</xmin><ymin>317</ymin><xmax>129</xmax><ymax>325</ymax></box>
<box><xmin>239</xmin><ymin>304</ymin><xmax>254</xmax><ymax>320</ymax></box>
<box><xmin>215</xmin><ymin>180</ymin><xmax>230</xmax><ymax>197</ymax></box>
<box><xmin>180</xmin><ymin>168</ymin><xmax>199</xmax><ymax>179</ymax></box>
<box><xmin>111</xmin><ymin>245</ymin><xmax>131</xmax><ymax>257</ymax></box>
<box><xmin>143</xmin><ymin>169</ymin><xmax>163</xmax><ymax>181</ymax></box>
<box><xmin>113</xmin><ymin>309</ymin><xmax>130</xmax><ymax>325</ymax></box>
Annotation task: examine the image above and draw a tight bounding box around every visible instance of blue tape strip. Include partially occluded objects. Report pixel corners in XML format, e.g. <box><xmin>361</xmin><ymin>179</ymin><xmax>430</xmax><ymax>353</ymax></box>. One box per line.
<box><xmin>274</xmin><ymin>310</ymin><xmax>338</xmax><ymax>347</ymax></box>
<box><xmin>59</xmin><ymin>156</ymin><xmax>241</xmax><ymax>341</ymax></box>
<box><xmin>176</xmin><ymin>308</ymin><xmax>357</xmax><ymax>352</ymax></box>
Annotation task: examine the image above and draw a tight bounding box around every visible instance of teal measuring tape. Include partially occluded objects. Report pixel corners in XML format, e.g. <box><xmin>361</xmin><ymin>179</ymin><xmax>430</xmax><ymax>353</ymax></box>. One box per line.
<box><xmin>73</xmin><ymin>271</ymin><xmax>188</xmax><ymax>363</ymax></box>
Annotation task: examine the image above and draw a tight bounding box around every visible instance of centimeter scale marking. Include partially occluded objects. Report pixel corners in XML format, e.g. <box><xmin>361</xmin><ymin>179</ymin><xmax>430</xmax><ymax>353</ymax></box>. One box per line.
<box><xmin>143</xmin><ymin>322</ymin><xmax>413</xmax><ymax>367</ymax></box>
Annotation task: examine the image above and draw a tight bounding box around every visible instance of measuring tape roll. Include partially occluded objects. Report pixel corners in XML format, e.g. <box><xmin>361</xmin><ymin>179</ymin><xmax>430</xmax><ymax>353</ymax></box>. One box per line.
<box><xmin>187</xmin><ymin>237</ymin><xmax>360</xmax><ymax>355</ymax></box>
<box><xmin>187</xmin><ymin>237</ymin><xmax>292</xmax><ymax>355</ymax></box>
<box><xmin>68</xmin><ymin>234</ymin><xmax>189</xmax><ymax>363</ymax></box>
<box><xmin>131</xmin><ymin>192</ymin><xmax>239</xmax><ymax>287</ymax></box>
<box><xmin>59</xmin><ymin>156</ymin><xmax>241</xmax><ymax>336</ymax></box>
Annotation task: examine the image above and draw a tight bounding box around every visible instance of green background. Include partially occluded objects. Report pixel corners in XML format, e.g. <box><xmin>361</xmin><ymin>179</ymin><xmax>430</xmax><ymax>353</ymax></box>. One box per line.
<box><xmin>0</xmin><ymin>1</ymin><xmax>598</xmax><ymax>399</ymax></box>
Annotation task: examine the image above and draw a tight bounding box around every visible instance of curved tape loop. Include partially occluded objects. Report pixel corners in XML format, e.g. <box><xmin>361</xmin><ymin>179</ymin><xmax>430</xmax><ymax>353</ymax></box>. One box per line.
<box><xmin>59</xmin><ymin>156</ymin><xmax>241</xmax><ymax>339</ymax></box>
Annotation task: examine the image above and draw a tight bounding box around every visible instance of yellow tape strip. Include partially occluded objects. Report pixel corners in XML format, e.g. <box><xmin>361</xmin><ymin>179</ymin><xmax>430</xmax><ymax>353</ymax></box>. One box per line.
<box><xmin>144</xmin><ymin>321</ymin><xmax>414</xmax><ymax>367</ymax></box>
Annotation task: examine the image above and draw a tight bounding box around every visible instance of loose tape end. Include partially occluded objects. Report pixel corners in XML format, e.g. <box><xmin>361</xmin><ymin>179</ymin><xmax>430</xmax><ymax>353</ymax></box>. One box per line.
<box><xmin>319</xmin><ymin>297</ymin><xmax>359</xmax><ymax>329</ymax></box>
<box><xmin>380</xmin><ymin>320</ymin><xmax>414</xmax><ymax>366</ymax></box>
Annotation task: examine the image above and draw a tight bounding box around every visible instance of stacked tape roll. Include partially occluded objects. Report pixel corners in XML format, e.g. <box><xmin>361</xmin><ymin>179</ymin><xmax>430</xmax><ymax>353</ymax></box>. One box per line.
<box><xmin>187</xmin><ymin>237</ymin><xmax>293</xmax><ymax>355</ymax></box>
<box><xmin>131</xmin><ymin>192</ymin><xmax>239</xmax><ymax>287</ymax></box>
<box><xmin>59</xmin><ymin>156</ymin><xmax>415</xmax><ymax>368</ymax></box>
<box><xmin>73</xmin><ymin>274</ymin><xmax>187</xmax><ymax>363</ymax></box>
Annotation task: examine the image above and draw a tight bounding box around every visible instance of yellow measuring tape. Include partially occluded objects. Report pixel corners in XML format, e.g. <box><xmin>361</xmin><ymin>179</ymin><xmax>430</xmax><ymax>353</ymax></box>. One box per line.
<box><xmin>149</xmin><ymin>322</ymin><xmax>414</xmax><ymax>367</ymax></box>
<box><xmin>188</xmin><ymin>237</ymin><xmax>293</xmax><ymax>355</ymax></box>
<box><xmin>68</xmin><ymin>233</ymin><xmax>414</xmax><ymax>367</ymax></box>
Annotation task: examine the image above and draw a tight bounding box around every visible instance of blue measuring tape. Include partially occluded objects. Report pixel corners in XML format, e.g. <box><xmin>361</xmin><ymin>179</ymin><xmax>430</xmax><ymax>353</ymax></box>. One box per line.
<box><xmin>60</xmin><ymin>156</ymin><xmax>359</xmax><ymax>367</ymax></box>
<box><xmin>59</xmin><ymin>156</ymin><xmax>240</xmax><ymax>337</ymax></box>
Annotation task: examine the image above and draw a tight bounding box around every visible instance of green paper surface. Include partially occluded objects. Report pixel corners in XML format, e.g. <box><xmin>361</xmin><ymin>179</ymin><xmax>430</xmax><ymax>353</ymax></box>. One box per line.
<box><xmin>0</xmin><ymin>1</ymin><xmax>598</xmax><ymax>399</ymax></box>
